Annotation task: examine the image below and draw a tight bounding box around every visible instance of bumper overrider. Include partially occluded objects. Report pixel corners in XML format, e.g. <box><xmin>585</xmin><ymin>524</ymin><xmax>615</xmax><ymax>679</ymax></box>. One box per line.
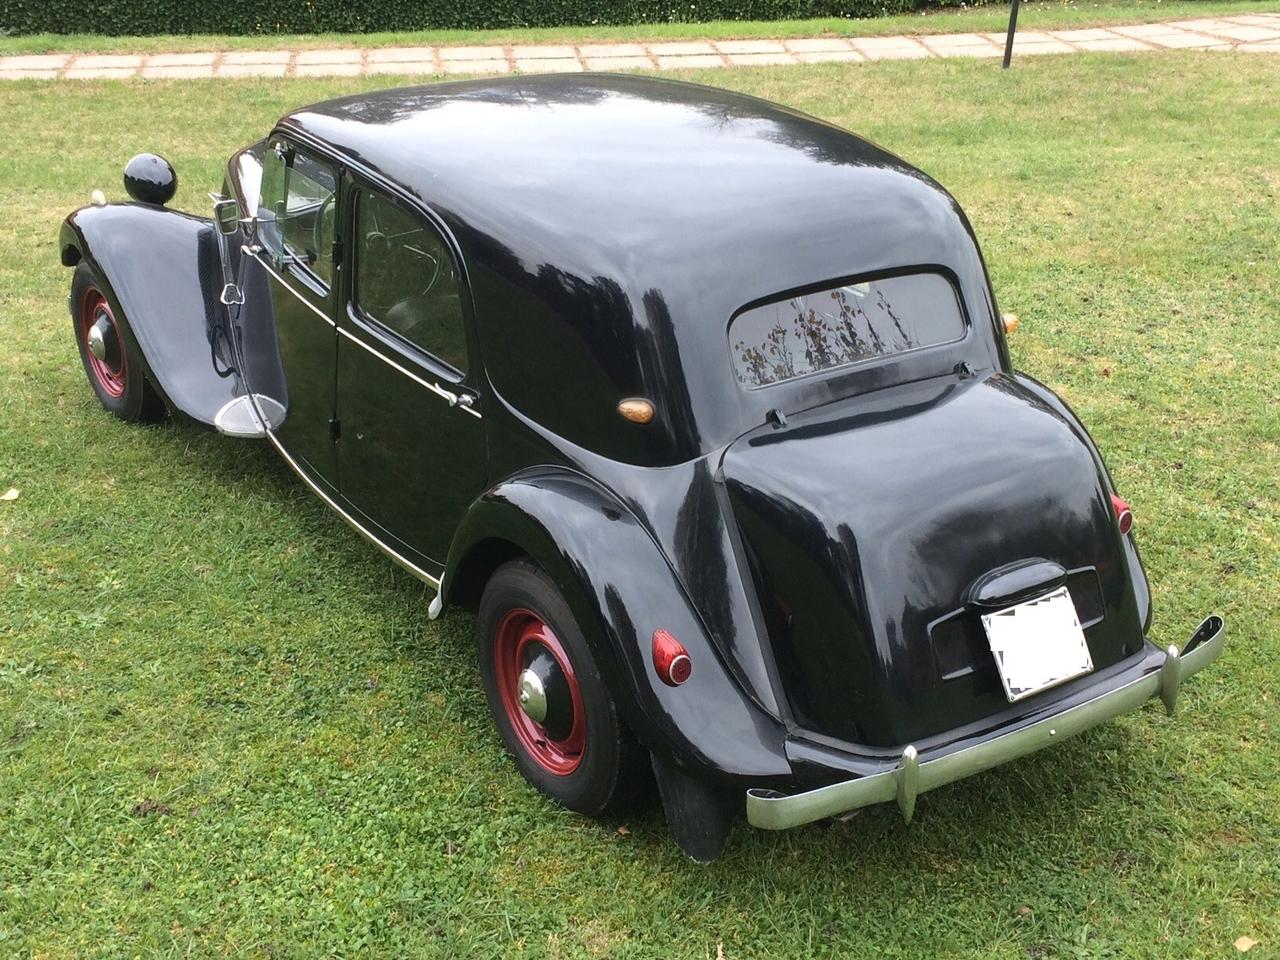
<box><xmin>747</xmin><ymin>615</ymin><xmax>1225</xmax><ymax>830</ymax></box>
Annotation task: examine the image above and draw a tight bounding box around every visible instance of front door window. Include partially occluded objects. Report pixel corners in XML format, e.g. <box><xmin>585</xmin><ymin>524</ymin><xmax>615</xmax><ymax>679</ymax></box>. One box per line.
<box><xmin>258</xmin><ymin>142</ymin><xmax>337</xmax><ymax>290</ymax></box>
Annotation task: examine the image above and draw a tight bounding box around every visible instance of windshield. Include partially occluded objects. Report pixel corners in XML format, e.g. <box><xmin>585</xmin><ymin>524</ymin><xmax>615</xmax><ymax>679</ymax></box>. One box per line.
<box><xmin>729</xmin><ymin>272</ymin><xmax>966</xmax><ymax>389</ymax></box>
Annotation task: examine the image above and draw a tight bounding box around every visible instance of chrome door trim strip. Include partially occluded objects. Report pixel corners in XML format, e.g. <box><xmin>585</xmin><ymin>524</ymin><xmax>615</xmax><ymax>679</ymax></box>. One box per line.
<box><xmin>264</xmin><ymin>429</ymin><xmax>442</xmax><ymax>589</ymax></box>
<box><xmin>336</xmin><ymin>325</ymin><xmax>483</xmax><ymax>419</ymax></box>
<box><xmin>244</xmin><ymin>246</ymin><xmax>336</xmax><ymax>328</ymax></box>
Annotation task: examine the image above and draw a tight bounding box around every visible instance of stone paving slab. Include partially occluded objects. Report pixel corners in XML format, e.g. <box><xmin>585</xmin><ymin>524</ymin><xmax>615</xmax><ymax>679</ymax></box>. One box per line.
<box><xmin>366</xmin><ymin>60</ymin><xmax>437</xmax><ymax>75</ymax></box>
<box><xmin>655</xmin><ymin>53</ymin><xmax>724</xmax><ymax>69</ymax></box>
<box><xmin>512</xmin><ymin>44</ymin><xmax>577</xmax><ymax>59</ymax></box>
<box><xmin>296</xmin><ymin>48</ymin><xmax>362</xmax><ymax>64</ymax></box>
<box><xmin>716</xmin><ymin>39</ymin><xmax>787</xmax><ymax>54</ymax></box>
<box><xmin>147</xmin><ymin>52</ymin><xmax>217</xmax><ymax>66</ymax></box>
<box><xmin>793</xmin><ymin>50</ymin><xmax>863</xmax><ymax>63</ymax></box>
<box><xmin>854</xmin><ymin>37</ymin><xmax>932</xmax><ymax>59</ymax></box>
<box><xmin>442</xmin><ymin>59</ymin><xmax>510</xmax><ymax>74</ymax></box>
<box><xmin>783</xmin><ymin>37</ymin><xmax>854</xmax><ymax>52</ymax></box>
<box><xmin>726</xmin><ymin>51</ymin><xmax>797</xmax><ymax>65</ymax></box>
<box><xmin>1146</xmin><ymin>31</ymin><xmax>1234</xmax><ymax>48</ymax></box>
<box><xmin>584</xmin><ymin>55</ymin><xmax>653</xmax><ymax>70</ymax></box>
<box><xmin>3</xmin><ymin>54</ymin><xmax>69</xmax><ymax>69</ymax></box>
<box><xmin>222</xmin><ymin>49</ymin><xmax>291</xmax><ymax>64</ymax></box>
<box><xmin>1</xmin><ymin>13</ymin><xmax>1277</xmax><ymax>80</ymax></box>
<box><xmin>142</xmin><ymin>63</ymin><xmax>216</xmax><ymax>78</ymax></box>
<box><xmin>649</xmin><ymin>41</ymin><xmax>718</xmax><ymax>56</ymax></box>
<box><xmin>1074</xmin><ymin>36</ymin><xmax>1153</xmax><ymax>51</ymax></box>
<box><xmin>0</xmin><ymin>67</ymin><xmax>59</xmax><ymax>78</ymax></box>
<box><xmin>366</xmin><ymin>46</ymin><xmax>434</xmax><ymax>63</ymax></box>
<box><xmin>515</xmin><ymin>56</ymin><xmax>583</xmax><ymax>73</ymax></box>
<box><xmin>296</xmin><ymin>62</ymin><xmax>363</xmax><ymax>76</ymax></box>
<box><xmin>217</xmin><ymin>62</ymin><xmax>289</xmax><ymax>77</ymax></box>
<box><xmin>577</xmin><ymin>42</ymin><xmax>647</xmax><ymax>57</ymax></box>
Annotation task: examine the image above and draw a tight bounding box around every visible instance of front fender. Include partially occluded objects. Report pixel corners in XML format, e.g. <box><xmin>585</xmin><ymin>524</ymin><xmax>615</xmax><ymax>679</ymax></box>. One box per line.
<box><xmin>60</xmin><ymin>203</ymin><xmax>239</xmax><ymax>426</ymax></box>
<box><xmin>443</xmin><ymin>468</ymin><xmax>791</xmax><ymax>783</ymax></box>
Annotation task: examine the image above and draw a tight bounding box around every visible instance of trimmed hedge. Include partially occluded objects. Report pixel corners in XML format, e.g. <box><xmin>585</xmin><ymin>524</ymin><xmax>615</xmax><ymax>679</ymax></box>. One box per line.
<box><xmin>1</xmin><ymin>0</ymin><xmax>988</xmax><ymax>37</ymax></box>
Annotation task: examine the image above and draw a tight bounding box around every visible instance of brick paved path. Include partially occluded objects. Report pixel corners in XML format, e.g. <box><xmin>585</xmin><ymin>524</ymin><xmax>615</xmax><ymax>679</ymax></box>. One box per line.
<box><xmin>2</xmin><ymin>13</ymin><xmax>1277</xmax><ymax>79</ymax></box>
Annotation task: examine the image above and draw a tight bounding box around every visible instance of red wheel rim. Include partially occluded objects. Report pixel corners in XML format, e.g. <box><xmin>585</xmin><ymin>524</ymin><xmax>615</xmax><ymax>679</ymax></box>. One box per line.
<box><xmin>79</xmin><ymin>288</ymin><xmax>127</xmax><ymax>398</ymax></box>
<box><xmin>494</xmin><ymin>608</ymin><xmax>586</xmax><ymax>776</ymax></box>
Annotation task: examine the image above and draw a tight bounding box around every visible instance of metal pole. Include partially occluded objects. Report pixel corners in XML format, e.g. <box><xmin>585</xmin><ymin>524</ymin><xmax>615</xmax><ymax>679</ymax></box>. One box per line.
<box><xmin>1002</xmin><ymin>0</ymin><xmax>1021</xmax><ymax>69</ymax></box>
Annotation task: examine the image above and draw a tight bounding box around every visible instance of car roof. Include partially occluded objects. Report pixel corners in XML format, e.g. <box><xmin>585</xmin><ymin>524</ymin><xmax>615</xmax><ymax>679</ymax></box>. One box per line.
<box><xmin>278</xmin><ymin>74</ymin><xmax>953</xmax><ymax>272</ymax></box>
<box><xmin>277</xmin><ymin>75</ymin><xmax>998</xmax><ymax>464</ymax></box>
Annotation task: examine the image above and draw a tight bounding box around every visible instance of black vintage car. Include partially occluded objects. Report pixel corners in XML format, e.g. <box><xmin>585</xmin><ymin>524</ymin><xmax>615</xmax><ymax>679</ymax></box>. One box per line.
<box><xmin>59</xmin><ymin>75</ymin><xmax>1224</xmax><ymax>861</ymax></box>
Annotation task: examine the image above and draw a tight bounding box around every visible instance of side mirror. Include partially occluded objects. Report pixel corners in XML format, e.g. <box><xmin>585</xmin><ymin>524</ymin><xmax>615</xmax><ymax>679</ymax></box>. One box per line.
<box><xmin>213</xmin><ymin>197</ymin><xmax>242</xmax><ymax>236</ymax></box>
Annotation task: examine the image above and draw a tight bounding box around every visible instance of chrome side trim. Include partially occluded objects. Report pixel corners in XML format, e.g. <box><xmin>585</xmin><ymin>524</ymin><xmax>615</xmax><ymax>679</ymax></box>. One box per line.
<box><xmin>746</xmin><ymin>616</ymin><xmax>1225</xmax><ymax>831</ymax></box>
<box><xmin>264</xmin><ymin>429</ymin><xmax>441</xmax><ymax>589</ymax></box>
<box><xmin>245</xmin><ymin>246</ymin><xmax>335</xmax><ymax>328</ymax></box>
<box><xmin>336</xmin><ymin>326</ymin><xmax>482</xmax><ymax>419</ymax></box>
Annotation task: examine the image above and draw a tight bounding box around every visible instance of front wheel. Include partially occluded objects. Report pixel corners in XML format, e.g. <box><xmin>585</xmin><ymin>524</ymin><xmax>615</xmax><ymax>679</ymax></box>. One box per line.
<box><xmin>70</xmin><ymin>261</ymin><xmax>164</xmax><ymax>423</ymax></box>
<box><xmin>478</xmin><ymin>559</ymin><xmax>647</xmax><ymax>816</ymax></box>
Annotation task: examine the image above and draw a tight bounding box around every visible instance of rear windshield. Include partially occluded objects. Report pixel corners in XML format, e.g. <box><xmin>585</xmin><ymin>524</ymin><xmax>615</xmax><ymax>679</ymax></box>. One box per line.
<box><xmin>729</xmin><ymin>272</ymin><xmax>966</xmax><ymax>388</ymax></box>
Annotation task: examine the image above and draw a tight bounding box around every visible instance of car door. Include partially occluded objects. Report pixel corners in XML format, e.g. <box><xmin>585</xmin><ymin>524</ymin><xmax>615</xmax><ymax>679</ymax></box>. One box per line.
<box><xmin>253</xmin><ymin>138</ymin><xmax>340</xmax><ymax>485</ymax></box>
<box><xmin>335</xmin><ymin>183</ymin><xmax>486</xmax><ymax>565</ymax></box>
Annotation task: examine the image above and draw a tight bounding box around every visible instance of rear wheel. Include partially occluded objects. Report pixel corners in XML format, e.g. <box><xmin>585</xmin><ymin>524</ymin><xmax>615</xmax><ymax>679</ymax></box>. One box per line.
<box><xmin>478</xmin><ymin>559</ymin><xmax>647</xmax><ymax>815</ymax></box>
<box><xmin>70</xmin><ymin>261</ymin><xmax>164</xmax><ymax>423</ymax></box>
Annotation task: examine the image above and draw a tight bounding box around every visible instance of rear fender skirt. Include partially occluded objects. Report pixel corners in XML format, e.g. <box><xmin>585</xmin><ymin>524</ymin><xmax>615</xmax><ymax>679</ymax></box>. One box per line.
<box><xmin>59</xmin><ymin>203</ymin><xmax>243</xmax><ymax>427</ymax></box>
<box><xmin>442</xmin><ymin>468</ymin><xmax>790</xmax><ymax>782</ymax></box>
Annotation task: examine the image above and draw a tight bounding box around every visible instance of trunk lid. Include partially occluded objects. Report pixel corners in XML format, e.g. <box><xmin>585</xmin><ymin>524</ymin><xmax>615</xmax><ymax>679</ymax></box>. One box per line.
<box><xmin>721</xmin><ymin>372</ymin><xmax>1146</xmax><ymax>748</ymax></box>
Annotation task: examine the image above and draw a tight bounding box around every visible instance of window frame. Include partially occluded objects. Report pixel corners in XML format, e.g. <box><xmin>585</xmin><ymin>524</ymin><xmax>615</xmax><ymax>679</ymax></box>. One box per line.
<box><xmin>726</xmin><ymin>267</ymin><xmax>972</xmax><ymax>392</ymax></box>
<box><xmin>258</xmin><ymin>138</ymin><xmax>339</xmax><ymax>297</ymax></box>
<box><xmin>345</xmin><ymin>183</ymin><xmax>470</xmax><ymax>384</ymax></box>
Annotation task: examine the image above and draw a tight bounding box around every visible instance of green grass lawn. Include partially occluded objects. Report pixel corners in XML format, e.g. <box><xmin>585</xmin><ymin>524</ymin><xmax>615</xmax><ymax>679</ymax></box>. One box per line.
<box><xmin>2</xmin><ymin>0</ymin><xmax>1277</xmax><ymax>54</ymax></box>
<box><xmin>1</xmin><ymin>53</ymin><xmax>1278</xmax><ymax>958</ymax></box>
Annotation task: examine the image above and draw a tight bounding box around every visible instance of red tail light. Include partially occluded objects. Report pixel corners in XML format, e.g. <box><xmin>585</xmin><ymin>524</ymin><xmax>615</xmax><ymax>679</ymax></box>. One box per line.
<box><xmin>652</xmin><ymin>629</ymin><xmax>692</xmax><ymax>687</ymax></box>
<box><xmin>1111</xmin><ymin>493</ymin><xmax>1134</xmax><ymax>535</ymax></box>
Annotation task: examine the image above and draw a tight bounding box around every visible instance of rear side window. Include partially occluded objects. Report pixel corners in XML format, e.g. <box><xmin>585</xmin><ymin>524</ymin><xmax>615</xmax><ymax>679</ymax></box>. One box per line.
<box><xmin>353</xmin><ymin>189</ymin><xmax>467</xmax><ymax>375</ymax></box>
<box><xmin>729</xmin><ymin>272</ymin><xmax>966</xmax><ymax>388</ymax></box>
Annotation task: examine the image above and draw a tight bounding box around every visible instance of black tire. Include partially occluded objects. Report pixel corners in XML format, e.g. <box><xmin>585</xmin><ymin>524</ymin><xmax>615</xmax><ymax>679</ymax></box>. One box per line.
<box><xmin>70</xmin><ymin>261</ymin><xmax>165</xmax><ymax>423</ymax></box>
<box><xmin>478</xmin><ymin>559</ymin><xmax>648</xmax><ymax>816</ymax></box>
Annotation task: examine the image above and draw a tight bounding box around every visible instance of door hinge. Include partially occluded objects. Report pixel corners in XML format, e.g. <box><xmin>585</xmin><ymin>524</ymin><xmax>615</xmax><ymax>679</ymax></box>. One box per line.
<box><xmin>332</xmin><ymin>237</ymin><xmax>344</xmax><ymax>265</ymax></box>
<box><xmin>328</xmin><ymin>416</ymin><xmax>341</xmax><ymax>441</ymax></box>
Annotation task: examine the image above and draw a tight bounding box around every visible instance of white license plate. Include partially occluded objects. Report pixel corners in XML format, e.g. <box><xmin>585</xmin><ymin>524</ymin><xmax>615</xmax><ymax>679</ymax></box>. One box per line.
<box><xmin>981</xmin><ymin>586</ymin><xmax>1094</xmax><ymax>702</ymax></box>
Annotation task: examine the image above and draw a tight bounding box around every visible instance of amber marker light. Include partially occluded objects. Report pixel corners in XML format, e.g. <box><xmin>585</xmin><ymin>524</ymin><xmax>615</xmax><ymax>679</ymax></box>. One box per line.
<box><xmin>1003</xmin><ymin>312</ymin><xmax>1020</xmax><ymax>334</ymax></box>
<box><xmin>652</xmin><ymin>629</ymin><xmax>692</xmax><ymax>687</ymax></box>
<box><xmin>617</xmin><ymin>398</ymin><xmax>655</xmax><ymax>424</ymax></box>
<box><xmin>1111</xmin><ymin>493</ymin><xmax>1134</xmax><ymax>535</ymax></box>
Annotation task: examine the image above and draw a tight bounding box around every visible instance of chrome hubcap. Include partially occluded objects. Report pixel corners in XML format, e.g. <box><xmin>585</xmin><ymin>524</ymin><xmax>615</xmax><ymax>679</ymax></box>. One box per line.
<box><xmin>516</xmin><ymin>667</ymin><xmax>548</xmax><ymax>723</ymax></box>
<box><xmin>87</xmin><ymin>316</ymin><xmax>111</xmax><ymax>361</ymax></box>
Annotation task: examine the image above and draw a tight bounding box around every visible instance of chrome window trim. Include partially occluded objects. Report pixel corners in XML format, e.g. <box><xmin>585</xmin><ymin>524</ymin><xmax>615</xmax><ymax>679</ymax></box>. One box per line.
<box><xmin>262</xmin><ymin>427</ymin><xmax>442</xmax><ymax>588</ymax></box>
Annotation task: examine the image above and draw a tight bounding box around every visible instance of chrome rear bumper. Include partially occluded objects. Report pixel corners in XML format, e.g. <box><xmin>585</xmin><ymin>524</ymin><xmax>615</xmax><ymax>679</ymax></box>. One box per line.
<box><xmin>746</xmin><ymin>615</ymin><xmax>1225</xmax><ymax>831</ymax></box>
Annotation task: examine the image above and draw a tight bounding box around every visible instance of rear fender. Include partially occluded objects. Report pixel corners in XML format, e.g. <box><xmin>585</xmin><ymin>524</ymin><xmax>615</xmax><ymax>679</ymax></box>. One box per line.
<box><xmin>442</xmin><ymin>468</ymin><xmax>790</xmax><ymax>783</ymax></box>
<box><xmin>59</xmin><ymin>203</ymin><xmax>242</xmax><ymax>426</ymax></box>
<box><xmin>1015</xmin><ymin>372</ymin><xmax>1152</xmax><ymax>632</ymax></box>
